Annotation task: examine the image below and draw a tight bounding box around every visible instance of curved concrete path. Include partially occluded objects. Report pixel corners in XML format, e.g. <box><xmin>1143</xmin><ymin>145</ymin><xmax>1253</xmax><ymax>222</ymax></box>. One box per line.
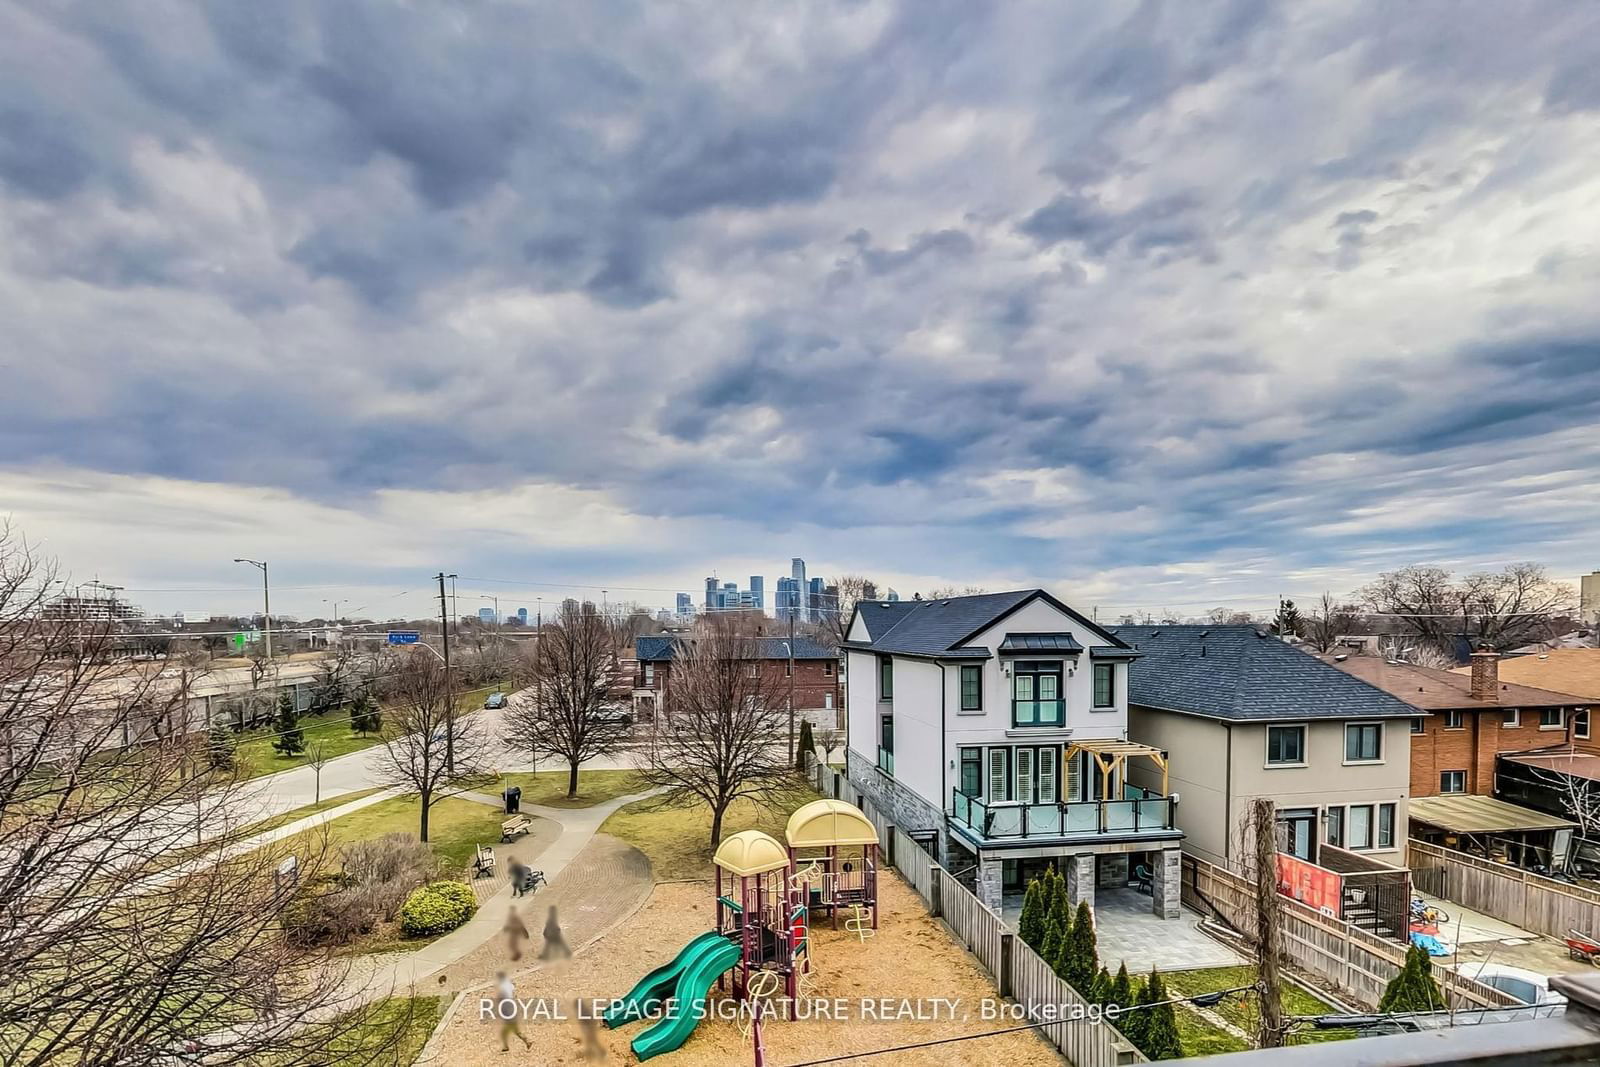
<box><xmin>342</xmin><ymin>787</ymin><xmax>664</xmax><ymax>1001</ymax></box>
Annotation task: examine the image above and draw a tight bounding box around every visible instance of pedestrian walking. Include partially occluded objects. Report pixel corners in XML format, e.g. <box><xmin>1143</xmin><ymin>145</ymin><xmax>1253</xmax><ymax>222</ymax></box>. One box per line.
<box><xmin>503</xmin><ymin>906</ymin><xmax>529</xmax><ymax>962</ymax></box>
<box><xmin>496</xmin><ymin>972</ymin><xmax>531</xmax><ymax>1052</ymax></box>
<box><xmin>508</xmin><ymin>860</ymin><xmax>529</xmax><ymax>896</ymax></box>
<box><xmin>540</xmin><ymin>905</ymin><xmax>572</xmax><ymax>960</ymax></box>
<box><xmin>575</xmin><ymin>999</ymin><xmax>607</xmax><ymax>1061</ymax></box>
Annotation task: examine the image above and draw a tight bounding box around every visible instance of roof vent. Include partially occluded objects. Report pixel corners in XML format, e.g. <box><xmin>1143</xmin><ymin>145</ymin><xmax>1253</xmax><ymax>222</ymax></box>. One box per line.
<box><xmin>1199</xmin><ymin>630</ymin><xmax>1211</xmax><ymax>638</ymax></box>
<box><xmin>941</xmin><ymin>600</ymin><xmax>950</xmax><ymax>607</ymax></box>
<box><xmin>1333</xmin><ymin>653</ymin><xmax>1348</xmax><ymax>662</ymax></box>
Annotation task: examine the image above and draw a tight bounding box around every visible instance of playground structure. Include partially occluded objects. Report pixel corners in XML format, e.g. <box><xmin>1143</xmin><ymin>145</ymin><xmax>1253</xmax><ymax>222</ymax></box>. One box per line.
<box><xmin>605</xmin><ymin>799</ymin><xmax>883</xmax><ymax>1062</ymax></box>
<box><xmin>784</xmin><ymin>799</ymin><xmax>879</xmax><ymax>934</ymax></box>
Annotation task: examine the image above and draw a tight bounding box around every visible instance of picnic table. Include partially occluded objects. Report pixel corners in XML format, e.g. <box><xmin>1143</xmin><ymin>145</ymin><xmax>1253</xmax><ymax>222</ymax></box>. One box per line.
<box><xmin>501</xmin><ymin>814</ymin><xmax>531</xmax><ymax>842</ymax></box>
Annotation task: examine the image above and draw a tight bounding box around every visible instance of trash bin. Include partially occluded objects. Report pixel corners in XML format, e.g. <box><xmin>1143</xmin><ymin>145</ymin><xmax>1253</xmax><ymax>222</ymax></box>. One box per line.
<box><xmin>504</xmin><ymin>785</ymin><xmax>521</xmax><ymax>814</ymax></box>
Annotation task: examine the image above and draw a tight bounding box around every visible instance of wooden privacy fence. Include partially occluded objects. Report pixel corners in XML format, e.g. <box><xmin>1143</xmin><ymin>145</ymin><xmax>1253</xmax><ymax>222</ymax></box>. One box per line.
<box><xmin>1408</xmin><ymin>839</ymin><xmax>1600</xmax><ymax>941</ymax></box>
<box><xmin>1183</xmin><ymin>854</ymin><xmax>1520</xmax><ymax>1012</ymax></box>
<box><xmin>845</xmin><ymin>803</ymin><xmax>1143</xmax><ymax>1064</ymax></box>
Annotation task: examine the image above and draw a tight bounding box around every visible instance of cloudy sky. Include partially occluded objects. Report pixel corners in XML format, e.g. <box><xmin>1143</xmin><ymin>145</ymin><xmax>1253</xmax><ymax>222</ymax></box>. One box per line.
<box><xmin>4</xmin><ymin>1</ymin><xmax>1599</xmax><ymax>622</ymax></box>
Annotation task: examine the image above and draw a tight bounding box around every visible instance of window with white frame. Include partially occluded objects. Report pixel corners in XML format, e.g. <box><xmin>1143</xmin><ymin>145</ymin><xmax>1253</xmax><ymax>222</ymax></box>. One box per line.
<box><xmin>1266</xmin><ymin>724</ymin><xmax>1306</xmax><ymax>766</ymax></box>
<box><xmin>1345</xmin><ymin>722</ymin><xmax>1383</xmax><ymax>763</ymax></box>
<box><xmin>1503</xmin><ymin>708</ymin><xmax>1520</xmax><ymax>728</ymax></box>
<box><xmin>1410</xmin><ymin>717</ymin><xmax>1425</xmax><ymax>735</ymax></box>
<box><xmin>1440</xmin><ymin>770</ymin><xmax>1466</xmax><ymax>794</ymax></box>
<box><xmin>1540</xmin><ymin>707</ymin><xmax>1565</xmax><ymax>730</ymax></box>
<box><xmin>1443</xmin><ymin>709</ymin><xmax>1465</xmax><ymax>729</ymax></box>
<box><xmin>1578</xmin><ymin>709</ymin><xmax>1592</xmax><ymax>740</ymax></box>
<box><xmin>642</xmin><ymin>663</ymin><xmax>655</xmax><ymax>685</ymax></box>
<box><xmin>1347</xmin><ymin>804</ymin><xmax>1374</xmax><ymax>849</ymax></box>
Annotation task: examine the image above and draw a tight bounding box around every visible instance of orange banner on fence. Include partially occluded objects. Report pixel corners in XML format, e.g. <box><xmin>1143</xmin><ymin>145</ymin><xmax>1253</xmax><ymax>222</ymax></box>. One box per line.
<box><xmin>1275</xmin><ymin>852</ymin><xmax>1342</xmax><ymax>918</ymax></box>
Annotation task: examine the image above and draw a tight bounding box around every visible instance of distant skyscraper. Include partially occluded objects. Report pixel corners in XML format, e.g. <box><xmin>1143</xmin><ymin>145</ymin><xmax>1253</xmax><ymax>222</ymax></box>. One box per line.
<box><xmin>676</xmin><ymin>592</ymin><xmax>693</xmax><ymax>617</ymax></box>
<box><xmin>749</xmin><ymin>575</ymin><xmax>764</xmax><ymax>610</ymax></box>
<box><xmin>516</xmin><ymin>607</ymin><xmax>529</xmax><ymax>625</ymax></box>
<box><xmin>478</xmin><ymin>607</ymin><xmax>495</xmax><ymax>623</ymax></box>
<box><xmin>862</xmin><ymin>580</ymin><xmax>878</xmax><ymax>601</ymax></box>
<box><xmin>704</xmin><ymin>576</ymin><xmax>718</xmax><ymax>612</ymax></box>
<box><xmin>562</xmin><ymin>597</ymin><xmax>580</xmax><ymax>616</ymax></box>
<box><xmin>791</xmin><ymin>558</ymin><xmax>808</xmax><ymax>621</ymax></box>
<box><xmin>807</xmin><ymin>577</ymin><xmax>825</xmax><ymax>622</ymax></box>
<box><xmin>580</xmin><ymin>600</ymin><xmax>597</xmax><ymax>616</ymax></box>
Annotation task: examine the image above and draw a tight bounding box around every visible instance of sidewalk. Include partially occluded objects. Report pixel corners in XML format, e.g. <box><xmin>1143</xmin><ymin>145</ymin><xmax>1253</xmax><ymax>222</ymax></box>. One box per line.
<box><xmin>342</xmin><ymin>787</ymin><xmax>666</xmax><ymax>1001</ymax></box>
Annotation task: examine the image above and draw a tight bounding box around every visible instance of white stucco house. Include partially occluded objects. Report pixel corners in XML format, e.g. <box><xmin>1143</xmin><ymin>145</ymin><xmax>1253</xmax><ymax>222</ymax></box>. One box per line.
<box><xmin>842</xmin><ymin>589</ymin><xmax>1184</xmax><ymax>916</ymax></box>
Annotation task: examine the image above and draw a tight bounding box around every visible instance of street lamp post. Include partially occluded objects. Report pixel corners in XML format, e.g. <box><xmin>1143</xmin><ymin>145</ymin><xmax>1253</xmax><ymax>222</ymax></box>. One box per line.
<box><xmin>233</xmin><ymin>559</ymin><xmax>271</xmax><ymax>661</ymax></box>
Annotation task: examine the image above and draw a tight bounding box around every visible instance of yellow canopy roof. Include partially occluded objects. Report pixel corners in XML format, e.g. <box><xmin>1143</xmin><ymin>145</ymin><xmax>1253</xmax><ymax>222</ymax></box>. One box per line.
<box><xmin>785</xmin><ymin>799</ymin><xmax>878</xmax><ymax>849</ymax></box>
<box><xmin>713</xmin><ymin>830</ymin><xmax>790</xmax><ymax>877</ymax></box>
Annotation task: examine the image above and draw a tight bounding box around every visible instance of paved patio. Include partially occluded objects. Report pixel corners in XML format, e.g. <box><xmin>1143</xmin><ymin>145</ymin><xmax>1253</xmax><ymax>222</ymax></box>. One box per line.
<box><xmin>1004</xmin><ymin>886</ymin><xmax>1244</xmax><ymax>973</ymax></box>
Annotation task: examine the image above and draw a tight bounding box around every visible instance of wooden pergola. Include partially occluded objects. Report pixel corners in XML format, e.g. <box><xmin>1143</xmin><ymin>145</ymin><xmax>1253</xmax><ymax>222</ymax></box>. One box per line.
<box><xmin>1064</xmin><ymin>738</ymin><xmax>1169</xmax><ymax>799</ymax></box>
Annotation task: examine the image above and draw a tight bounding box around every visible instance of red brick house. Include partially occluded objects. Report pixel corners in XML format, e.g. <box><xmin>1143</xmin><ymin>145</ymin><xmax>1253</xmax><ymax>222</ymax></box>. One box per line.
<box><xmin>1325</xmin><ymin>649</ymin><xmax>1593</xmax><ymax>798</ymax></box>
<box><xmin>632</xmin><ymin>635</ymin><xmax>842</xmax><ymax>728</ymax></box>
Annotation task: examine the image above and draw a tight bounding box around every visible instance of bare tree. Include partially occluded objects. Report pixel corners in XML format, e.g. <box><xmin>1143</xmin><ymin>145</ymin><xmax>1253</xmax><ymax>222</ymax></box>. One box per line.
<box><xmin>0</xmin><ymin>524</ymin><xmax>414</xmax><ymax>1067</ymax></box>
<box><xmin>1305</xmin><ymin>592</ymin><xmax>1358</xmax><ymax>653</ymax></box>
<box><xmin>635</xmin><ymin>622</ymin><xmax>794</xmax><ymax>846</ymax></box>
<box><xmin>1361</xmin><ymin>562</ymin><xmax>1573</xmax><ymax>652</ymax></box>
<box><xmin>924</xmin><ymin>585</ymin><xmax>989</xmax><ymax>600</ymax></box>
<box><xmin>1377</xmin><ymin>637</ymin><xmax>1457</xmax><ymax>670</ymax></box>
<box><xmin>309</xmin><ymin>645</ymin><xmax>357</xmax><ymax>716</ymax></box>
<box><xmin>822</xmin><ymin>574</ymin><xmax>881</xmax><ymax>646</ymax></box>
<box><xmin>1248</xmin><ymin>798</ymin><xmax>1285</xmax><ymax>1048</ymax></box>
<box><xmin>501</xmin><ymin>607</ymin><xmax>629</xmax><ymax>799</ymax></box>
<box><xmin>307</xmin><ymin>740</ymin><xmax>332</xmax><ymax>804</ymax></box>
<box><xmin>370</xmin><ymin>651</ymin><xmax>487</xmax><ymax>842</ymax></box>
<box><xmin>815</xmin><ymin>727</ymin><xmax>842</xmax><ymax>768</ymax></box>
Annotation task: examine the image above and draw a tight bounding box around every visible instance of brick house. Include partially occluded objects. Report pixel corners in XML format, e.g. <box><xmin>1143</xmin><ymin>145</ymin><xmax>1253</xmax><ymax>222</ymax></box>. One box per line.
<box><xmin>632</xmin><ymin>635</ymin><xmax>841</xmax><ymax>728</ymax></box>
<box><xmin>1324</xmin><ymin>649</ymin><xmax>1593</xmax><ymax>798</ymax></box>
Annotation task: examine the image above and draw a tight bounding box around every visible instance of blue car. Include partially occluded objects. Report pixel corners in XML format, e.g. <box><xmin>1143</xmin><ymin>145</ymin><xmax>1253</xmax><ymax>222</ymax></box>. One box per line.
<box><xmin>484</xmin><ymin>692</ymin><xmax>507</xmax><ymax>709</ymax></box>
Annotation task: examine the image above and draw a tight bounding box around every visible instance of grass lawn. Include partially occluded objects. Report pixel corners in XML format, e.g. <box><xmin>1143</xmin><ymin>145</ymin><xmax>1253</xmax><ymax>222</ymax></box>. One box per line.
<box><xmin>285</xmin><ymin>792</ymin><xmax>506</xmax><ymax>872</ymax></box>
<box><xmin>323</xmin><ymin>994</ymin><xmax>443</xmax><ymax>1065</ymax></box>
<box><xmin>1162</xmin><ymin>965</ymin><xmax>1356</xmax><ymax>1054</ymax></box>
<box><xmin>233</xmin><ymin>683</ymin><xmax>500</xmax><ymax>780</ymax></box>
<box><xmin>497</xmin><ymin>768</ymin><xmax>651</xmax><ymax>808</ymax></box>
<box><xmin>600</xmin><ymin>775</ymin><xmax>820</xmax><ymax>881</ymax></box>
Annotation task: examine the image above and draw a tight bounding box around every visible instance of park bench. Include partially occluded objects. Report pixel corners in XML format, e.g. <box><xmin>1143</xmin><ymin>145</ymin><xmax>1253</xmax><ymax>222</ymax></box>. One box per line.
<box><xmin>473</xmin><ymin>844</ymin><xmax>496</xmax><ymax>879</ymax></box>
<box><xmin>501</xmin><ymin>814</ymin><xmax>531</xmax><ymax>843</ymax></box>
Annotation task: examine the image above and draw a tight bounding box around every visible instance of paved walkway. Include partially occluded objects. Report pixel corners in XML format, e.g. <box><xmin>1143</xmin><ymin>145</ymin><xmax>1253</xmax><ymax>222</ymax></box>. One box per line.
<box><xmin>341</xmin><ymin>787</ymin><xmax>664</xmax><ymax>1002</ymax></box>
<box><xmin>1002</xmin><ymin>885</ymin><xmax>1244</xmax><ymax>973</ymax></box>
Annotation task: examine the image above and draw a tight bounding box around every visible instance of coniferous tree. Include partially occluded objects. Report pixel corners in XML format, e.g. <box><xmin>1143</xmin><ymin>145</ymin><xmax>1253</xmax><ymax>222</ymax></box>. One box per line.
<box><xmin>1140</xmin><ymin>969</ymin><xmax>1184</xmax><ymax>1059</ymax></box>
<box><xmin>1109</xmin><ymin>962</ymin><xmax>1134</xmax><ymax>1013</ymax></box>
<box><xmin>796</xmin><ymin>719</ymin><xmax>815</xmax><ymax>772</ymax></box>
<box><xmin>1018</xmin><ymin>877</ymin><xmax>1046</xmax><ymax>950</ymax></box>
<box><xmin>1046</xmin><ymin>886</ymin><xmax>1074</xmax><ymax>979</ymax></box>
<box><xmin>349</xmin><ymin>694</ymin><xmax>382</xmax><ymax>737</ymax></box>
<box><xmin>1089</xmin><ymin>966</ymin><xmax>1113</xmax><ymax>1006</ymax></box>
<box><xmin>1378</xmin><ymin>944</ymin><xmax>1446</xmax><ymax>1013</ymax></box>
<box><xmin>1064</xmin><ymin>899</ymin><xmax>1099</xmax><ymax>992</ymax></box>
<box><xmin>1040</xmin><ymin>913</ymin><xmax>1066</xmax><ymax>975</ymax></box>
<box><xmin>271</xmin><ymin>690</ymin><xmax>305</xmax><ymax>756</ymax></box>
<box><xmin>206</xmin><ymin>723</ymin><xmax>237</xmax><ymax>771</ymax></box>
<box><xmin>1118</xmin><ymin>975</ymin><xmax>1149</xmax><ymax>1049</ymax></box>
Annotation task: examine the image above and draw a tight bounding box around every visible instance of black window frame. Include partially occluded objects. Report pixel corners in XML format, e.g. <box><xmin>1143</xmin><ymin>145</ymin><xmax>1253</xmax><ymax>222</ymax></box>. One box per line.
<box><xmin>879</xmin><ymin>713</ymin><xmax>894</xmax><ymax>755</ymax></box>
<box><xmin>1346</xmin><ymin>804</ymin><xmax>1375</xmax><ymax>850</ymax></box>
<box><xmin>1010</xmin><ymin>660</ymin><xmax>1065</xmax><ymax>727</ymax></box>
<box><xmin>1266</xmin><ymin>724</ymin><xmax>1307</xmax><ymax>766</ymax></box>
<box><xmin>1378</xmin><ymin>803</ymin><xmax>1395</xmax><ymax>849</ymax></box>
<box><xmin>1092</xmin><ymin>662</ymin><xmax>1115</xmax><ymax>709</ymax></box>
<box><xmin>958</xmin><ymin>746</ymin><xmax>983</xmax><ymax>797</ymax></box>
<box><xmin>959</xmin><ymin>664</ymin><xmax>982</xmax><ymax>712</ymax></box>
<box><xmin>878</xmin><ymin>656</ymin><xmax>893</xmax><ymax>702</ymax></box>
<box><xmin>1345</xmin><ymin>722</ymin><xmax>1383</xmax><ymax>763</ymax></box>
<box><xmin>1325</xmin><ymin>805</ymin><xmax>1343</xmax><ymax>846</ymax></box>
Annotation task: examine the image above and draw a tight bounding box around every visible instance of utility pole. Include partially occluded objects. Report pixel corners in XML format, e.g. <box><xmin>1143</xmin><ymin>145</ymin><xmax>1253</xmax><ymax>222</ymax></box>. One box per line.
<box><xmin>437</xmin><ymin>572</ymin><xmax>456</xmax><ymax>776</ymax></box>
<box><xmin>1252</xmin><ymin>797</ymin><xmax>1285</xmax><ymax>1048</ymax></box>
<box><xmin>233</xmin><ymin>559</ymin><xmax>272</xmax><ymax>661</ymax></box>
<box><xmin>450</xmin><ymin>576</ymin><xmax>460</xmax><ymax>640</ymax></box>
<box><xmin>787</xmin><ymin>612</ymin><xmax>797</xmax><ymax>764</ymax></box>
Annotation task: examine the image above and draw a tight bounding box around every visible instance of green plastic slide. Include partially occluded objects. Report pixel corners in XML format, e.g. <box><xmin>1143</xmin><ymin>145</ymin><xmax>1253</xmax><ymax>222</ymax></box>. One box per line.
<box><xmin>602</xmin><ymin>931</ymin><xmax>729</xmax><ymax>1030</ymax></box>
<box><xmin>629</xmin><ymin>936</ymin><xmax>742</xmax><ymax>1061</ymax></box>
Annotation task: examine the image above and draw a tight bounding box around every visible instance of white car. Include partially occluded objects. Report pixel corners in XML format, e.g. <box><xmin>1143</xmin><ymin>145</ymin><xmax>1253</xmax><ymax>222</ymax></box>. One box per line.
<box><xmin>1453</xmin><ymin>962</ymin><xmax>1568</xmax><ymax>1009</ymax></box>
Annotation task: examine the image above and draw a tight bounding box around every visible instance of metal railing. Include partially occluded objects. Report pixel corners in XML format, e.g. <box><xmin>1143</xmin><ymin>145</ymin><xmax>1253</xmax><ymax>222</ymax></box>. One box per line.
<box><xmin>950</xmin><ymin>787</ymin><xmax>1175</xmax><ymax>840</ymax></box>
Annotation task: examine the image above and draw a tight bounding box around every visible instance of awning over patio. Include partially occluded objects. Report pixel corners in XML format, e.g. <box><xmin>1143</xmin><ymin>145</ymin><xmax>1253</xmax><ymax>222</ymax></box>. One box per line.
<box><xmin>1408</xmin><ymin>794</ymin><xmax>1576</xmax><ymax>835</ymax></box>
<box><xmin>1066</xmin><ymin>738</ymin><xmax>1169</xmax><ymax>796</ymax></box>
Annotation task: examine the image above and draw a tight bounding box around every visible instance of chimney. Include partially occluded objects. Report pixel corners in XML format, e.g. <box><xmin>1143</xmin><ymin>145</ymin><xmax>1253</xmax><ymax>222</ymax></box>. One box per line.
<box><xmin>1469</xmin><ymin>644</ymin><xmax>1499</xmax><ymax>700</ymax></box>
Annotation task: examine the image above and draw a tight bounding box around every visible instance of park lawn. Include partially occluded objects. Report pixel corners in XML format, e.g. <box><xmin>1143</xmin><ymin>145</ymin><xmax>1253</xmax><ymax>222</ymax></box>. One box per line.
<box><xmin>322</xmin><ymin>994</ymin><xmax>443</xmax><ymax>1066</ymax></box>
<box><xmin>1162</xmin><ymin>965</ymin><xmax>1355</xmax><ymax>1052</ymax></box>
<box><xmin>600</xmin><ymin>775</ymin><xmax>819</xmax><ymax>881</ymax></box>
<box><xmin>233</xmin><ymin>683</ymin><xmax>500</xmax><ymax>780</ymax></box>
<box><xmin>498</xmin><ymin>768</ymin><xmax>650</xmax><ymax>808</ymax></box>
<box><xmin>285</xmin><ymin>793</ymin><xmax>506</xmax><ymax>873</ymax></box>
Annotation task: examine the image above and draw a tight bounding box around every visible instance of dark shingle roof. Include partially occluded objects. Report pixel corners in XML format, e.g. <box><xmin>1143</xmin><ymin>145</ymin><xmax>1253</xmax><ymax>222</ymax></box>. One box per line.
<box><xmin>1110</xmin><ymin>625</ymin><xmax>1417</xmax><ymax>722</ymax></box>
<box><xmin>852</xmin><ymin>599</ymin><xmax>919</xmax><ymax>640</ymax></box>
<box><xmin>847</xmin><ymin>590</ymin><xmax>1131</xmax><ymax>659</ymax></box>
<box><xmin>635</xmin><ymin>635</ymin><xmax>837</xmax><ymax>662</ymax></box>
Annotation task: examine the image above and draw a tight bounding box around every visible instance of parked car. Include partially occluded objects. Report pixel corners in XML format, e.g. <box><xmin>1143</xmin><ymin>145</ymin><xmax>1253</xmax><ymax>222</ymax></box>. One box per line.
<box><xmin>484</xmin><ymin>692</ymin><xmax>508</xmax><ymax>709</ymax></box>
<box><xmin>1454</xmin><ymin>962</ymin><xmax>1568</xmax><ymax>1010</ymax></box>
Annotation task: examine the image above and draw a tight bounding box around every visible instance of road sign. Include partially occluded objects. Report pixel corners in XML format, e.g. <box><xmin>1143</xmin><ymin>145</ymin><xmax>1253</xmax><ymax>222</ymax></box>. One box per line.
<box><xmin>387</xmin><ymin>630</ymin><xmax>421</xmax><ymax>645</ymax></box>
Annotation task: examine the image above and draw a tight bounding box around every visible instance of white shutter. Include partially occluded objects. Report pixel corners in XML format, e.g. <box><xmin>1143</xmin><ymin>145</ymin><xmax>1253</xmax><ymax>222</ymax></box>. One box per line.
<box><xmin>1066</xmin><ymin>751</ymin><xmax>1082</xmax><ymax>803</ymax></box>
<box><xmin>1038</xmin><ymin>748</ymin><xmax>1057</xmax><ymax>803</ymax></box>
<box><xmin>988</xmin><ymin>748</ymin><xmax>1008</xmax><ymax>802</ymax></box>
<box><xmin>1016</xmin><ymin>748</ymin><xmax>1034</xmax><ymax>805</ymax></box>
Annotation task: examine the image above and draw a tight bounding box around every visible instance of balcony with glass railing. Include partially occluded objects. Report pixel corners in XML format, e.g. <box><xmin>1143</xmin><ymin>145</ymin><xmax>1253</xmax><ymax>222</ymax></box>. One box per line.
<box><xmin>949</xmin><ymin>782</ymin><xmax>1178</xmax><ymax>843</ymax></box>
<box><xmin>876</xmin><ymin>746</ymin><xmax>894</xmax><ymax>776</ymax></box>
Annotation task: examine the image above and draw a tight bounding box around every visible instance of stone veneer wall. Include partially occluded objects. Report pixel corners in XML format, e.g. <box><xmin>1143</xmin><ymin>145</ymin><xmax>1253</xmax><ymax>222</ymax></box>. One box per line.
<box><xmin>846</xmin><ymin>748</ymin><xmax>948</xmax><ymax>852</ymax></box>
